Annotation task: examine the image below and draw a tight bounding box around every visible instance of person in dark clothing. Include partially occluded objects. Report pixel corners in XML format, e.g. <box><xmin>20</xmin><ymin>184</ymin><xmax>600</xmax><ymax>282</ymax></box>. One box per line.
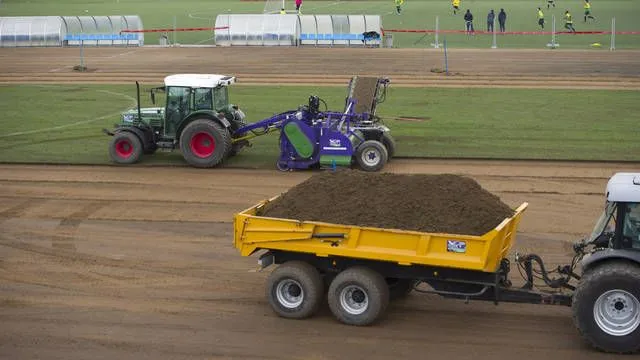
<box><xmin>487</xmin><ymin>9</ymin><xmax>495</xmax><ymax>32</ymax></box>
<box><xmin>498</xmin><ymin>8</ymin><xmax>507</xmax><ymax>32</ymax></box>
<box><xmin>464</xmin><ymin>9</ymin><xmax>474</xmax><ymax>34</ymax></box>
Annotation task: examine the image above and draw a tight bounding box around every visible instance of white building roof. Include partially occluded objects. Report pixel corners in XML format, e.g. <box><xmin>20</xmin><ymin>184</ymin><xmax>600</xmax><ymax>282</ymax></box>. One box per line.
<box><xmin>606</xmin><ymin>172</ymin><xmax>640</xmax><ymax>202</ymax></box>
<box><xmin>163</xmin><ymin>74</ymin><xmax>236</xmax><ymax>88</ymax></box>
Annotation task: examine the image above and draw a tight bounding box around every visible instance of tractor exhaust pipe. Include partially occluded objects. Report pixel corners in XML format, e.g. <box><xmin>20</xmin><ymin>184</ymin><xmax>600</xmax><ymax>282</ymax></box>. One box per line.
<box><xmin>136</xmin><ymin>81</ymin><xmax>142</xmax><ymax>122</ymax></box>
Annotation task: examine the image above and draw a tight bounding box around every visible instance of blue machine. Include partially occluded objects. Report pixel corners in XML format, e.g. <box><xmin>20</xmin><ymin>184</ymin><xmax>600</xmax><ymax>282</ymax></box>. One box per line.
<box><xmin>233</xmin><ymin>76</ymin><xmax>395</xmax><ymax>172</ymax></box>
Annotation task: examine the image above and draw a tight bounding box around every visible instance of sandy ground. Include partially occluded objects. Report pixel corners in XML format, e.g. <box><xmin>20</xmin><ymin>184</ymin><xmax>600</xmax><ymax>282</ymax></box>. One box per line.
<box><xmin>1</xmin><ymin>160</ymin><xmax>639</xmax><ymax>360</ymax></box>
<box><xmin>1</xmin><ymin>47</ymin><xmax>640</xmax><ymax>358</ymax></box>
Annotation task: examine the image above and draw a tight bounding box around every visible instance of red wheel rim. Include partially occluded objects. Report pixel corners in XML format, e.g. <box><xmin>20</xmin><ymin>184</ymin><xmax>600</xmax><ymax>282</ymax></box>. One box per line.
<box><xmin>115</xmin><ymin>139</ymin><xmax>133</xmax><ymax>158</ymax></box>
<box><xmin>190</xmin><ymin>132</ymin><xmax>216</xmax><ymax>158</ymax></box>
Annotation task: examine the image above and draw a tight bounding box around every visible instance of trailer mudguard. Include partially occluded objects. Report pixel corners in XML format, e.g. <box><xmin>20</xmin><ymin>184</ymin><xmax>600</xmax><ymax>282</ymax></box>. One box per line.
<box><xmin>581</xmin><ymin>248</ymin><xmax>640</xmax><ymax>271</ymax></box>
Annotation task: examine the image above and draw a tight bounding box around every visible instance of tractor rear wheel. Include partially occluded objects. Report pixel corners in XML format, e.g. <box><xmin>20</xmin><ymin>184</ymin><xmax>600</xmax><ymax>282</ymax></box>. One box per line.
<box><xmin>355</xmin><ymin>140</ymin><xmax>388</xmax><ymax>172</ymax></box>
<box><xmin>572</xmin><ymin>261</ymin><xmax>640</xmax><ymax>354</ymax></box>
<box><xmin>179</xmin><ymin>119</ymin><xmax>231</xmax><ymax>168</ymax></box>
<box><xmin>108</xmin><ymin>131</ymin><xmax>143</xmax><ymax>164</ymax></box>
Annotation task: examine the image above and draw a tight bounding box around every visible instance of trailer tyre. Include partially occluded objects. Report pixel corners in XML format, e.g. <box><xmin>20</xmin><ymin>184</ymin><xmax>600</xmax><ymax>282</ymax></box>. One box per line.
<box><xmin>328</xmin><ymin>266</ymin><xmax>390</xmax><ymax>326</ymax></box>
<box><xmin>355</xmin><ymin>140</ymin><xmax>388</xmax><ymax>172</ymax></box>
<box><xmin>266</xmin><ymin>261</ymin><xmax>324</xmax><ymax>319</ymax></box>
<box><xmin>179</xmin><ymin>119</ymin><xmax>231</xmax><ymax>168</ymax></box>
<box><xmin>572</xmin><ymin>261</ymin><xmax>640</xmax><ymax>354</ymax></box>
<box><xmin>108</xmin><ymin>131</ymin><xmax>143</xmax><ymax>164</ymax></box>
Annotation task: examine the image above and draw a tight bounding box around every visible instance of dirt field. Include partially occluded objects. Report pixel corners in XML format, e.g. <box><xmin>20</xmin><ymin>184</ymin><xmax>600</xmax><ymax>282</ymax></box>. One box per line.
<box><xmin>0</xmin><ymin>47</ymin><xmax>639</xmax><ymax>88</ymax></box>
<box><xmin>0</xmin><ymin>160</ymin><xmax>637</xmax><ymax>360</ymax></box>
<box><xmin>1</xmin><ymin>47</ymin><xmax>640</xmax><ymax>359</ymax></box>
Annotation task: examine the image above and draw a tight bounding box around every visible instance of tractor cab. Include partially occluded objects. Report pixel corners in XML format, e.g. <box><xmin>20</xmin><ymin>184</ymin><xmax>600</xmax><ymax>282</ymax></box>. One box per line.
<box><xmin>587</xmin><ymin>173</ymin><xmax>640</xmax><ymax>250</ymax></box>
<box><xmin>149</xmin><ymin>74</ymin><xmax>240</xmax><ymax>138</ymax></box>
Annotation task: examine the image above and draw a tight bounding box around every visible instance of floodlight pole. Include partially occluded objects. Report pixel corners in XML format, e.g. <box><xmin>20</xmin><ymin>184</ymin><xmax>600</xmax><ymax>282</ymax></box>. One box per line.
<box><xmin>491</xmin><ymin>18</ymin><xmax>497</xmax><ymax>48</ymax></box>
<box><xmin>610</xmin><ymin>17</ymin><xmax>616</xmax><ymax>51</ymax></box>
<box><xmin>432</xmin><ymin>16</ymin><xmax>441</xmax><ymax>48</ymax></box>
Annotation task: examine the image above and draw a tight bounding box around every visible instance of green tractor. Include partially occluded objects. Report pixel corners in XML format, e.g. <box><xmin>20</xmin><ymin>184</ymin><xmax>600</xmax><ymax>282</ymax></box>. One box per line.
<box><xmin>104</xmin><ymin>74</ymin><xmax>248</xmax><ymax>168</ymax></box>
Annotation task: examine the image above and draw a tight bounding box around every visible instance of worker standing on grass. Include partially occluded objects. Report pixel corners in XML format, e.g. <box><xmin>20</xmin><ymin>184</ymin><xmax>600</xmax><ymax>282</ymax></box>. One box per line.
<box><xmin>279</xmin><ymin>7</ymin><xmax>286</xmax><ymax>14</ymax></box>
<box><xmin>487</xmin><ymin>9</ymin><xmax>495</xmax><ymax>32</ymax></box>
<box><xmin>295</xmin><ymin>0</ymin><xmax>302</xmax><ymax>14</ymax></box>
<box><xmin>498</xmin><ymin>8</ymin><xmax>507</xmax><ymax>32</ymax></box>
<box><xmin>564</xmin><ymin>10</ymin><xmax>576</xmax><ymax>33</ymax></box>
<box><xmin>452</xmin><ymin>0</ymin><xmax>460</xmax><ymax>15</ymax></box>
<box><xmin>537</xmin><ymin>7</ymin><xmax>545</xmax><ymax>30</ymax></box>
<box><xmin>464</xmin><ymin>9</ymin><xmax>474</xmax><ymax>34</ymax></box>
<box><xmin>584</xmin><ymin>0</ymin><xmax>596</xmax><ymax>22</ymax></box>
<box><xmin>395</xmin><ymin>0</ymin><xmax>404</xmax><ymax>15</ymax></box>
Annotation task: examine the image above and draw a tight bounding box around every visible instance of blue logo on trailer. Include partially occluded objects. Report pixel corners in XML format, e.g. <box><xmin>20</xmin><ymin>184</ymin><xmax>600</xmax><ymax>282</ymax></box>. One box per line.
<box><xmin>447</xmin><ymin>240</ymin><xmax>467</xmax><ymax>253</ymax></box>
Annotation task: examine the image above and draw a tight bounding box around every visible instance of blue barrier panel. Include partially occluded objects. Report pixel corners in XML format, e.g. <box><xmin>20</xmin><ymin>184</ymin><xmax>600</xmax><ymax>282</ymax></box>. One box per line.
<box><xmin>64</xmin><ymin>33</ymin><xmax>138</xmax><ymax>41</ymax></box>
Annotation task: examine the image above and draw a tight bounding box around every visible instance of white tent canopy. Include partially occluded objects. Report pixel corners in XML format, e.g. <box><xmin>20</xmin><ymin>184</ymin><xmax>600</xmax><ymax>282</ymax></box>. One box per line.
<box><xmin>0</xmin><ymin>15</ymin><xmax>144</xmax><ymax>47</ymax></box>
<box><xmin>214</xmin><ymin>14</ymin><xmax>382</xmax><ymax>47</ymax></box>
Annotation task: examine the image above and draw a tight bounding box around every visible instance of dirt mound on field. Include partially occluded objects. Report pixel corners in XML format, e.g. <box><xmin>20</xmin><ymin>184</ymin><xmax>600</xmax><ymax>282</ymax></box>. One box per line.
<box><xmin>258</xmin><ymin>170</ymin><xmax>514</xmax><ymax>236</ymax></box>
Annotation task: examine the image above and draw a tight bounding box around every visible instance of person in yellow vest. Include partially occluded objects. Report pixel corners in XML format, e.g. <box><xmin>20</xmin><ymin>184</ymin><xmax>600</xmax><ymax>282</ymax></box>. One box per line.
<box><xmin>395</xmin><ymin>0</ymin><xmax>404</xmax><ymax>14</ymax></box>
<box><xmin>279</xmin><ymin>8</ymin><xmax>286</xmax><ymax>14</ymax></box>
<box><xmin>452</xmin><ymin>0</ymin><xmax>460</xmax><ymax>15</ymax></box>
<box><xmin>584</xmin><ymin>0</ymin><xmax>596</xmax><ymax>22</ymax></box>
<box><xmin>564</xmin><ymin>10</ymin><xmax>576</xmax><ymax>33</ymax></box>
<box><xmin>537</xmin><ymin>7</ymin><xmax>545</xmax><ymax>30</ymax></box>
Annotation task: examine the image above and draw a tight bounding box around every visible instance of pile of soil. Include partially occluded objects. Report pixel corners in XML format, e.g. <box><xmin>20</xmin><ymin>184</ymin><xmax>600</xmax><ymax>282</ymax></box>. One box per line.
<box><xmin>257</xmin><ymin>170</ymin><xmax>514</xmax><ymax>236</ymax></box>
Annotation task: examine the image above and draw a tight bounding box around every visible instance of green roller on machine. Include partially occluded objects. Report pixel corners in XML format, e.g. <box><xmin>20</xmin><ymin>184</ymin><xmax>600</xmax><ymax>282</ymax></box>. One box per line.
<box><xmin>283</xmin><ymin>122</ymin><xmax>314</xmax><ymax>158</ymax></box>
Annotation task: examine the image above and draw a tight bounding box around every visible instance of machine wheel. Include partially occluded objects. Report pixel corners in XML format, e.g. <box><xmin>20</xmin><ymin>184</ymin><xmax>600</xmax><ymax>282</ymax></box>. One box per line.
<box><xmin>381</xmin><ymin>133</ymin><xmax>396</xmax><ymax>160</ymax></box>
<box><xmin>179</xmin><ymin>119</ymin><xmax>231</xmax><ymax>168</ymax></box>
<box><xmin>327</xmin><ymin>266</ymin><xmax>390</xmax><ymax>326</ymax></box>
<box><xmin>572</xmin><ymin>261</ymin><xmax>640</xmax><ymax>354</ymax></box>
<box><xmin>387</xmin><ymin>278</ymin><xmax>416</xmax><ymax>300</ymax></box>
<box><xmin>108</xmin><ymin>131</ymin><xmax>143</xmax><ymax>164</ymax></box>
<box><xmin>266</xmin><ymin>261</ymin><xmax>324</xmax><ymax>319</ymax></box>
<box><xmin>354</xmin><ymin>140</ymin><xmax>388</xmax><ymax>172</ymax></box>
<box><xmin>276</xmin><ymin>161</ymin><xmax>291</xmax><ymax>172</ymax></box>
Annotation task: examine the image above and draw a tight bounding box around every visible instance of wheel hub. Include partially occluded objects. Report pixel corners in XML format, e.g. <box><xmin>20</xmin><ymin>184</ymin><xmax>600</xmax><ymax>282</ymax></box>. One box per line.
<box><xmin>275</xmin><ymin>279</ymin><xmax>304</xmax><ymax>309</ymax></box>
<box><xmin>594</xmin><ymin>289</ymin><xmax>640</xmax><ymax>336</ymax></box>
<box><xmin>361</xmin><ymin>148</ymin><xmax>380</xmax><ymax>166</ymax></box>
<box><xmin>190</xmin><ymin>132</ymin><xmax>216</xmax><ymax>158</ymax></box>
<box><xmin>340</xmin><ymin>285</ymin><xmax>369</xmax><ymax>315</ymax></box>
<box><xmin>115</xmin><ymin>139</ymin><xmax>133</xmax><ymax>158</ymax></box>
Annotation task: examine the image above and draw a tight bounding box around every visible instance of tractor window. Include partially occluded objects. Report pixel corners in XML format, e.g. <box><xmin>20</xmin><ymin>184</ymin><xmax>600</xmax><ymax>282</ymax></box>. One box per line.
<box><xmin>623</xmin><ymin>203</ymin><xmax>640</xmax><ymax>249</ymax></box>
<box><xmin>213</xmin><ymin>86</ymin><xmax>228</xmax><ymax>110</ymax></box>
<box><xmin>194</xmin><ymin>88</ymin><xmax>213</xmax><ymax>110</ymax></box>
<box><xmin>165</xmin><ymin>86</ymin><xmax>191</xmax><ymax>136</ymax></box>
<box><xmin>588</xmin><ymin>201</ymin><xmax>616</xmax><ymax>243</ymax></box>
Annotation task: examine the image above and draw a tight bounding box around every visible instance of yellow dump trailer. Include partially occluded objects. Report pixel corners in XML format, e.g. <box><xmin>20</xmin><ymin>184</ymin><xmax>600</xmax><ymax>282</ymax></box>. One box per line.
<box><xmin>234</xmin><ymin>198</ymin><xmax>528</xmax><ymax>273</ymax></box>
<box><xmin>232</xmin><ymin>174</ymin><xmax>640</xmax><ymax>355</ymax></box>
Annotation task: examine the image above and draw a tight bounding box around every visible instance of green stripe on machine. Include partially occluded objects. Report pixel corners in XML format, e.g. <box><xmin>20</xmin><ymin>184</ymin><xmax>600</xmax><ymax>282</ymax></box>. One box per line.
<box><xmin>283</xmin><ymin>122</ymin><xmax>314</xmax><ymax>158</ymax></box>
<box><xmin>320</xmin><ymin>155</ymin><xmax>352</xmax><ymax>166</ymax></box>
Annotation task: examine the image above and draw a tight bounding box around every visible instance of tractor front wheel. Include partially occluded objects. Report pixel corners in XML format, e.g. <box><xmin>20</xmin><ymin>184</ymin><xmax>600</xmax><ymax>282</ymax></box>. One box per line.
<box><xmin>179</xmin><ymin>119</ymin><xmax>231</xmax><ymax>168</ymax></box>
<box><xmin>572</xmin><ymin>261</ymin><xmax>640</xmax><ymax>354</ymax></box>
<box><xmin>108</xmin><ymin>131</ymin><xmax>143</xmax><ymax>164</ymax></box>
<box><xmin>355</xmin><ymin>140</ymin><xmax>388</xmax><ymax>172</ymax></box>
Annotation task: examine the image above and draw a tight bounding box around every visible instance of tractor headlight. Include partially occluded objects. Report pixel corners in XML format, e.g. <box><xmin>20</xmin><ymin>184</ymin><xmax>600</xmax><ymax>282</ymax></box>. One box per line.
<box><xmin>234</xmin><ymin>109</ymin><xmax>246</xmax><ymax>121</ymax></box>
<box><xmin>122</xmin><ymin>113</ymin><xmax>134</xmax><ymax>123</ymax></box>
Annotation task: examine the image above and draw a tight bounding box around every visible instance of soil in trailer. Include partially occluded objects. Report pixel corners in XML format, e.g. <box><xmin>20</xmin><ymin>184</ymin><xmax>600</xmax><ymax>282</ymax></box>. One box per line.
<box><xmin>258</xmin><ymin>170</ymin><xmax>514</xmax><ymax>235</ymax></box>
